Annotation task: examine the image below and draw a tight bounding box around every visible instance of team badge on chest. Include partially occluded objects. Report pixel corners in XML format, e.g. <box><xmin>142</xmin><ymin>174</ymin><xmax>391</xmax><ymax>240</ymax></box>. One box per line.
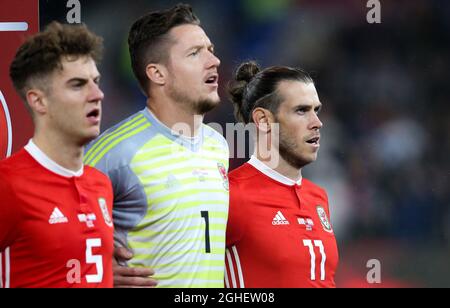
<box><xmin>217</xmin><ymin>162</ymin><xmax>229</xmax><ymax>191</ymax></box>
<box><xmin>316</xmin><ymin>206</ymin><xmax>333</xmax><ymax>233</ymax></box>
<box><xmin>98</xmin><ymin>198</ymin><xmax>113</xmax><ymax>228</ymax></box>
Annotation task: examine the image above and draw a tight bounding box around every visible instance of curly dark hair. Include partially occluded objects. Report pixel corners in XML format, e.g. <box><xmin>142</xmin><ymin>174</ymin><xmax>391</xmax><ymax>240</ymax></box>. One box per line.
<box><xmin>9</xmin><ymin>21</ymin><xmax>103</xmax><ymax>101</ymax></box>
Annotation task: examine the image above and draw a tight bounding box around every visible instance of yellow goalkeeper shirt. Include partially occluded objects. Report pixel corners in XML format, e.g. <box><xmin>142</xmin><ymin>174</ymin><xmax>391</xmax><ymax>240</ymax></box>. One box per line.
<box><xmin>84</xmin><ymin>108</ymin><xmax>229</xmax><ymax>288</ymax></box>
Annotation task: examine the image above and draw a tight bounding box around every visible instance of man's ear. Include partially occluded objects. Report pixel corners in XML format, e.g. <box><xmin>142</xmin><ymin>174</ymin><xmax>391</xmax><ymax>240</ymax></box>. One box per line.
<box><xmin>252</xmin><ymin>107</ymin><xmax>275</xmax><ymax>133</ymax></box>
<box><xmin>146</xmin><ymin>63</ymin><xmax>167</xmax><ymax>86</ymax></box>
<box><xmin>26</xmin><ymin>88</ymin><xmax>47</xmax><ymax>115</ymax></box>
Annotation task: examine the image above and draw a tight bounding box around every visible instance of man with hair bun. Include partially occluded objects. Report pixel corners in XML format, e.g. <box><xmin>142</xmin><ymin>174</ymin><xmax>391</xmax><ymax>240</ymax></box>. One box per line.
<box><xmin>225</xmin><ymin>61</ymin><xmax>339</xmax><ymax>288</ymax></box>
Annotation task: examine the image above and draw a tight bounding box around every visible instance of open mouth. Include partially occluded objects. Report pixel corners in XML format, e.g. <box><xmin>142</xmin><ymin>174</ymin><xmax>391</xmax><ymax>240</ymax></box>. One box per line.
<box><xmin>205</xmin><ymin>74</ymin><xmax>219</xmax><ymax>85</ymax></box>
<box><xmin>306</xmin><ymin>137</ymin><xmax>320</xmax><ymax>145</ymax></box>
<box><xmin>87</xmin><ymin>109</ymin><xmax>100</xmax><ymax>120</ymax></box>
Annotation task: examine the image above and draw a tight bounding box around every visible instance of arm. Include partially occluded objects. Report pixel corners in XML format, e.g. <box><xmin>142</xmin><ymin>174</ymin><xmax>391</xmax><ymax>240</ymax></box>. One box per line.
<box><xmin>86</xmin><ymin>139</ymin><xmax>158</xmax><ymax>288</ymax></box>
<box><xmin>0</xmin><ymin>174</ymin><xmax>21</xmax><ymax>250</ymax></box>
<box><xmin>226</xmin><ymin>178</ymin><xmax>246</xmax><ymax>247</ymax></box>
<box><xmin>113</xmin><ymin>246</ymin><xmax>158</xmax><ymax>288</ymax></box>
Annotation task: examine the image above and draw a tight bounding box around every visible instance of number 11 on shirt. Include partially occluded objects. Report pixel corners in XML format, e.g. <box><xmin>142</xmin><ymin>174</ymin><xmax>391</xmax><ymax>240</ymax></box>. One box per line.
<box><xmin>303</xmin><ymin>239</ymin><xmax>326</xmax><ymax>281</ymax></box>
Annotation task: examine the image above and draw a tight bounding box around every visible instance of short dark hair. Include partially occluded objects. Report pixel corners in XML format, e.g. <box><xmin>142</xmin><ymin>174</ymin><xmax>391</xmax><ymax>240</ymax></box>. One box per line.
<box><xmin>9</xmin><ymin>21</ymin><xmax>103</xmax><ymax>101</ymax></box>
<box><xmin>228</xmin><ymin>61</ymin><xmax>314</xmax><ymax>124</ymax></box>
<box><xmin>128</xmin><ymin>3</ymin><xmax>200</xmax><ymax>95</ymax></box>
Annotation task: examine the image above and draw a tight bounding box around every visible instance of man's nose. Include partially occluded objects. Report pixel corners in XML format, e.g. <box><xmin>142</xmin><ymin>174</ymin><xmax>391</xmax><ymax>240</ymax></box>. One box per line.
<box><xmin>207</xmin><ymin>51</ymin><xmax>221</xmax><ymax>68</ymax></box>
<box><xmin>310</xmin><ymin>112</ymin><xmax>323</xmax><ymax>130</ymax></box>
<box><xmin>89</xmin><ymin>82</ymin><xmax>104</xmax><ymax>102</ymax></box>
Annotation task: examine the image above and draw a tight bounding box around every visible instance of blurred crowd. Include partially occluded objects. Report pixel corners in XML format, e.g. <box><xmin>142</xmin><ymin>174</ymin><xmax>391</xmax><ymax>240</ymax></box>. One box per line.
<box><xmin>40</xmin><ymin>0</ymin><xmax>450</xmax><ymax>286</ymax></box>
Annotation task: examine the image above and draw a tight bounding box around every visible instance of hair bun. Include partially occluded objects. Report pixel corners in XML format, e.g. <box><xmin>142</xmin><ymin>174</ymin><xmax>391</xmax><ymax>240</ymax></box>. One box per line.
<box><xmin>235</xmin><ymin>61</ymin><xmax>260</xmax><ymax>83</ymax></box>
<box><xmin>228</xmin><ymin>61</ymin><xmax>260</xmax><ymax>123</ymax></box>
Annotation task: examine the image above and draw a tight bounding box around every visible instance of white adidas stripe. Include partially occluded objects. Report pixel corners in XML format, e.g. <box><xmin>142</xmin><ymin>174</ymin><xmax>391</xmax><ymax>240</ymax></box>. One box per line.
<box><xmin>225</xmin><ymin>246</ymin><xmax>245</xmax><ymax>288</ymax></box>
<box><xmin>0</xmin><ymin>251</ymin><xmax>3</xmax><ymax>288</ymax></box>
<box><xmin>225</xmin><ymin>249</ymin><xmax>237</xmax><ymax>288</ymax></box>
<box><xmin>224</xmin><ymin>259</ymin><xmax>230</xmax><ymax>288</ymax></box>
<box><xmin>0</xmin><ymin>248</ymin><xmax>10</xmax><ymax>288</ymax></box>
<box><xmin>232</xmin><ymin>246</ymin><xmax>245</xmax><ymax>288</ymax></box>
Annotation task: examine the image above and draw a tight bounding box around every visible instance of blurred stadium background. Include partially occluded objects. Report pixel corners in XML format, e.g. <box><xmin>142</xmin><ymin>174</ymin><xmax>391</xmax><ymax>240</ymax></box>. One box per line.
<box><xmin>37</xmin><ymin>0</ymin><xmax>450</xmax><ymax>287</ymax></box>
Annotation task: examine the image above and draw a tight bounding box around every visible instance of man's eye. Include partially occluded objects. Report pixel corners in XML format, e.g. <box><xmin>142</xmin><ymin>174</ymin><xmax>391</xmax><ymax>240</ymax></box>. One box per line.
<box><xmin>190</xmin><ymin>50</ymin><xmax>200</xmax><ymax>56</ymax></box>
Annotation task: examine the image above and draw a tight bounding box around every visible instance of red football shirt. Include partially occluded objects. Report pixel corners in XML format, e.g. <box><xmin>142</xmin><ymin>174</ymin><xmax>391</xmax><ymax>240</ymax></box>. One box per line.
<box><xmin>0</xmin><ymin>142</ymin><xmax>114</xmax><ymax>288</ymax></box>
<box><xmin>225</xmin><ymin>157</ymin><xmax>339</xmax><ymax>288</ymax></box>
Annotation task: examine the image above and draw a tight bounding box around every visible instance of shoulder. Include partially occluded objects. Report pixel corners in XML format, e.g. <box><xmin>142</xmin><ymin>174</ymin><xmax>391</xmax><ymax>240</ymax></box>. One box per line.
<box><xmin>0</xmin><ymin>149</ymin><xmax>35</xmax><ymax>178</ymax></box>
<box><xmin>229</xmin><ymin>163</ymin><xmax>260</xmax><ymax>182</ymax></box>
<box><xmin>302</xmin><ymin>178</ymin><xmax>327</xmax><ymax>195</ymax></box>
<box><xmin>82</xmin><ymin>166</ymin><xmax>113</xmax><ymax>194</ymax></box>
<box><xmin>229</xmin><ymin>163</ymin><xmax>262</xmax><ymax>202</ymax></box>
<box><xmin>84</xmin><ymin>110</ymin><xmax>156</xmax><ymax>170</ymax></box>
<box><xmin>84</xmin><ymin>165</ymin><xmax>111</xmax><ymax>182</ymax></box>
<box><xmin>0</xmin><ymin>151</ymin><xmax>33</xmax><ymax>203</ymax></box>
<box><xmin>0</xmin><ymin>165</ymin><xmax>14</xmax><ymax>193</ymax></box>
<box><xmin>302</xmin><ymin>178</ymin><xmax>330</xmax><ymax>209</ymax></box>
<box><xmin>202</xmin><ymin>124</ymin><xmax>228</xmax><ymax>152</ymax></box>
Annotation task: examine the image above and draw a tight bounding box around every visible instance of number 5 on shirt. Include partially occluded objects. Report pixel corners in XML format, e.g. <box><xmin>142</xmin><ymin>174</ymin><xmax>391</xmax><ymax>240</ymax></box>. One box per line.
<box><xmin>66</xmin><ymin>238</ymin><xmax>103</xmax><ymax>284</ymax></box>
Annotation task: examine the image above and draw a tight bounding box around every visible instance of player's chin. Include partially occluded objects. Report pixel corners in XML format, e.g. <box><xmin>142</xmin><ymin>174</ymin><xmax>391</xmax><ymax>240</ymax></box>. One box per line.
<box><xmin>308</xmin><ymin>152</ymin><xmax>319</xmax><ymax>162</ymax></box>
<box><xmin>207</xmin><ymin>92</ymin><xmax>220</xmax><ymax>105</ymax></box>
<box><xmin>299</xmin><ymin>150</ymin><xmax>318</xmax><ymax>164</ymax></box>
<box><xmin>83</xmin><ymin>128</ymin><xmax>100</xmax><ymax>143</ymax></box>
<box><xmin>195</xmin><ymin>96</ymin><xmax>220</xmax><ymax>114</ymax></box>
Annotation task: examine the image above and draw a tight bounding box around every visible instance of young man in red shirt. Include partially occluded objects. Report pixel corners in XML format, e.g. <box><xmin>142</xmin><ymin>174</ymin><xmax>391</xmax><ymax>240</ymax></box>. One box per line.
<box><xmin>226</xmin><ymin>62</ymin><xmax>339</xmax><ymax>288</ymax></box>
<box><xmin>0</xmin><ymin>22</ymin><xmax>114</xmax><ymax>288</ymax></box>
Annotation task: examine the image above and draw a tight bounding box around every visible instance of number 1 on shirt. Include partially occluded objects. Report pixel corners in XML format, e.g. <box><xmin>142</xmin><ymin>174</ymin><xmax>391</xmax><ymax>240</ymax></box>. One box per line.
<box><xmin>201</xmin><ymin>211</ymin><xmax>211</xmax><ymax>253</ymax></box>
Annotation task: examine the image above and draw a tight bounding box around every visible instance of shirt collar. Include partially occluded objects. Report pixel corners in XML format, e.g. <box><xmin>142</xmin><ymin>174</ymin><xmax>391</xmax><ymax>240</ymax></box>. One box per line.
<box><xmin>248</xmin><ymin>155</ymin><xmax>302</xmax><ymax>186</ymax></box>
<box><xmin>144</xmin><ymin>107</ymin><xmax>202</xmax><ymax>145</ymax></box>
<box><xmin>25</xmin><ymin>140</ymin><xmax>84</xmax><ymax>178</ymax></box>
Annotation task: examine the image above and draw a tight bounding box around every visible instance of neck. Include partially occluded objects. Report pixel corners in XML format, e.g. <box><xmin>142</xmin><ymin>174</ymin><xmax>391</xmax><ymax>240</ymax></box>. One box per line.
<box><xmin>147</xmin><ymin>98</ymin><xmax>204</xmax><ymax>137</ymax></box>
<box><xmin>255</xmin><ymin>147</ymin><xmax>302</xmax><ymax>182</ymax></box>
<box><xmin>33</xmin><ymin>130</ymin><xmax>84</xmax><ymax>172</ymax></box>
<box><xmin>272</xmin><ymin>157</ymin><xmax>303</xmax><ymax>182</ymax></box>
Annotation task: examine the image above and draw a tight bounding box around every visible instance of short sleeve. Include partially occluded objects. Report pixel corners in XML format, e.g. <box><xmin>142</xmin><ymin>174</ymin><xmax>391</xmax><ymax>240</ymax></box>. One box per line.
<box><xmin>226</xmin><ymin>179</ymin><xmax>247</xmax><ymax>246</ymax></box>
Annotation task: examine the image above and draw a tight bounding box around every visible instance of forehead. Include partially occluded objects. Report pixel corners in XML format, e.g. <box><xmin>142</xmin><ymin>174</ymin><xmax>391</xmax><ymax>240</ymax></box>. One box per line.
<box><xmin>55</xmin><ymin>56</ymin><xmax>99</xmax><ymax>79</ymax></box>
<box><xmin>168</xmin><ymin>24</ymin><xmax>211</xmax><ymax>50</ymax></box>
<box><xmin>277</xmin><ymin>80</ymin><xmax>320</xmax><ymax>108</ymax></box>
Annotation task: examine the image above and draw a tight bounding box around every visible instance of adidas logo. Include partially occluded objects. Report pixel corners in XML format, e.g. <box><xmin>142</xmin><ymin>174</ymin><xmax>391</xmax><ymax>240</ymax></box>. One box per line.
<box><xmin>49</xmin><ymin>207</ymin><xmax>68</xmax><ymax>225</ymax></box>
<box><xmin>272</xmin><ymin>211</ymin><xmax>290</xmax><ymax>225</ymax></box>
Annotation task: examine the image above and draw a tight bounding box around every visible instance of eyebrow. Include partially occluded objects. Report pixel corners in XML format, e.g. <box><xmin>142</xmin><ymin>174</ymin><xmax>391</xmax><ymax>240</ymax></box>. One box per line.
<box><xmin>294</xmin><ymin>103</ymin><xmax>322</xmax><ymax>110</ymax></box>
<box><xmin>187</xmin><ymin>43</ymin><xmax>215</xmax><ymax>53</ymax></box>
<box><xmin>66</xmin><ymin>75</ymin><xmax>101</xmax><ymax>85</ymax></box>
